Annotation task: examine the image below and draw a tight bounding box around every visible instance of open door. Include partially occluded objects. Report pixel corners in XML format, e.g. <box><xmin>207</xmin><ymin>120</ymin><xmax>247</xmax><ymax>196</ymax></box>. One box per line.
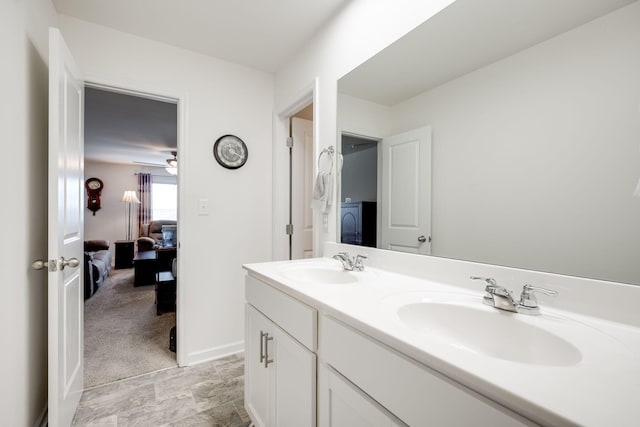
<box><xmin>380</xmin><ymin>126</ymin><xmax>432</xmax><ymax>255</ymax></box>
<box><xmin>48</xmin><ymin>27</ymin><xmax>84</xmax><ymax>426</ymax></box>
<box><xmin>291</xmin><ymin>117</ymin><xmax>314</xmax><ymax>259</ymax></box>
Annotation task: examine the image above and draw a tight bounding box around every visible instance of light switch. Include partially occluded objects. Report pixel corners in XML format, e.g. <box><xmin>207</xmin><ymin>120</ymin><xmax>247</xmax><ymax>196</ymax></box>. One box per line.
<box><xmin>198</xmin><ymin>198</ymin><xmax>209</xmax><ymax>216</ymax></box>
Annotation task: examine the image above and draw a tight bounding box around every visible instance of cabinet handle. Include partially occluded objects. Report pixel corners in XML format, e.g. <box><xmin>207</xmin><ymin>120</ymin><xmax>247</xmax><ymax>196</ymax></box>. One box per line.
<box><xmin>264</xmin><ymin>333</ymin><xmax>274</xmax><ymax>368</ymax></box>
<box><xmin>259</xmin><ymin>330</ymin><xmax>266</xmax><ymax>363</ymax></box>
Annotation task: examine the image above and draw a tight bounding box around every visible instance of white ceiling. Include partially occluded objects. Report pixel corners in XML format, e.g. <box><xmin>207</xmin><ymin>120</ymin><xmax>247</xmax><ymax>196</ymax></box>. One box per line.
<box><xmin>52</xmin><ymin>0</ymin><xmax>346</xmax><ymax>73</ymax></box>
<box><xmin>84</xmin><ymin>87</ymin><xmax>177</xmax><ymax>167</ymax></box>
<box><xmin>58</xmin><ymin>0</ymin><xmax>346</xmax><ymax>166</ymax></box>
<box><xmin>339</xmin><ymin>0</ymin><xmax>635</xmax><ymax>106</ymax></box>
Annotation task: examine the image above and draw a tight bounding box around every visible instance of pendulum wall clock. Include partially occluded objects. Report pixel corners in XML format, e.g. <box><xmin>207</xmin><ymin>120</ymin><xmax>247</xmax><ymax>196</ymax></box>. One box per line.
<box><xmin>85</xmin><ymin>177</ymin><xmax>104</xmax><ymax>216</ymax></box>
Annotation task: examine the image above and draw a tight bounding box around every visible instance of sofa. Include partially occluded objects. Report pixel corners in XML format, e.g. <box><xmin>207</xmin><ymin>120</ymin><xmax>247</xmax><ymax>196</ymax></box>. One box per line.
<box><xmin>137</xmin><ymin>220</ymin><xmax>177</xmax><ymax>251</ymax></box>
<box><xmin>84</xmin><ymin>240</ymin><xmax>112</xmax><ymax>299</ymax></box>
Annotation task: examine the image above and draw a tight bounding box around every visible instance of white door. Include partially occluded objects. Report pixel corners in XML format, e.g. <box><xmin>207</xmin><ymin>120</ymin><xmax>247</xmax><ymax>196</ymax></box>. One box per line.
<box><xmin>291</xmin><ymin>117</ymin><xmax>314</xmax><ymax>259</ymax></box>
<box><xmin>245</xmin><ymin>304</ymin><xmax>316</xmax><ymax>427</ymax></box>
<box><xmin>271</xmin><ymin>316</ymin><xmax>316</xmax><ymax>427</ymax></box>
<box><xmin>48</xmin><ymin>27</ymin><xmax>84</xmax><ymax>427</ymax></box>
<box><xmin>380</xmin><ymin>127</ymin><xmax>431</xmax><ymax>255</ymax></box>
<box><xmin>245</xmin><ymin>304</ymin><xmax>271</xmax><ymax>427</ymax></box>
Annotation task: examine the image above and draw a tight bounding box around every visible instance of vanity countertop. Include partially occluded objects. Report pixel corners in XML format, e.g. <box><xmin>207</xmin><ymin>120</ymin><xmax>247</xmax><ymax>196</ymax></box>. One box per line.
<box><xmin>244</xmin><ymin>257</ymin><xmax>640</xmax><ymax>427</ymax></box>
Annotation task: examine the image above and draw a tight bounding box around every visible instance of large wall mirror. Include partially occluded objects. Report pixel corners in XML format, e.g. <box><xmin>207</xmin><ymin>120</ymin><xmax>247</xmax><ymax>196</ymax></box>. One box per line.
<box><xmin>336</xmin><ymin>0</ymin><xmax>640</xmax><ymax>285</ymax></box>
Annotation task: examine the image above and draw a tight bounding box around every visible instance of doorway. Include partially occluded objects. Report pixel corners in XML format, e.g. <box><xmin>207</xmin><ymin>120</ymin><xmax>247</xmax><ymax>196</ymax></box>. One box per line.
<box><xmin>339</xmin><ymin>134</ymin><xmax>379</xmax><ymax>248</ymax></box>
<box><xmin>83</xmin><ymin>85</ymin><xmax>179</xmax><ymax>387</ymax></box>
<box><xmin>290</xmin><ymin>104</ymin><xmax>314</xmax><ymax>260</ymax></box>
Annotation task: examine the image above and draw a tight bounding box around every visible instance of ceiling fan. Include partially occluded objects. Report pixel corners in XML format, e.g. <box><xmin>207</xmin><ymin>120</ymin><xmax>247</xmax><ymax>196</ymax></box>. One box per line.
<box><xmin>134</xmin><ymin>151</ymin><xmax>178</xmax><ymax>175</ymax></box>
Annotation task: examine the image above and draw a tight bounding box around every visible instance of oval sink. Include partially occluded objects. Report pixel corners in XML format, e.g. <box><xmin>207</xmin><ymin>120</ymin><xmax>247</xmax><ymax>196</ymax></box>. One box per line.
<box><xmin>397</xmin><ymin>301</ymin><xmax>583</xmax><ymax>366</ymax></box>
<box><xmin>279</xmin><ymin>264</ymin><xmax>359</xmax><ymax>284</ymax></box>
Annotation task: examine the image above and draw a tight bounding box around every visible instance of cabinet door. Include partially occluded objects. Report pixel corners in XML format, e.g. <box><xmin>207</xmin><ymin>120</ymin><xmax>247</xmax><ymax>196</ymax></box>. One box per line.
<box><xmin>246</xmin><ymin>304</ymin><xmax>316</xmax><ymax>427</ymax></box>
<box><xmin>271</xmin><ymin>317</ymin><xmax>316</xmax><ymax>427</ymax></box>
<box><xmin>245</xmin><ymin>304</ymin><xmax>271</xmax><ymax>427</ymax></box>
<box><xmin>319</xmin><ymin>365</ymin><xmax>402</xmax><ymax>427</ymax></box>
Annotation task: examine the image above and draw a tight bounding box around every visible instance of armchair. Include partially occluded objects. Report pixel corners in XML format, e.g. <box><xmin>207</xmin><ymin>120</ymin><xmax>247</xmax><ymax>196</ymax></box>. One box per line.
<box><xmin>137</xmin><ymin>220</ymin><xmax>177</xmax><ymax>251</ymax></box>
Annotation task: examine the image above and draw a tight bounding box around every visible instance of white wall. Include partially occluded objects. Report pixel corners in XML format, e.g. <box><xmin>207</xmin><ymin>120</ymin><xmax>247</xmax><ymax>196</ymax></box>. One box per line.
<box><xmin>274</xmin><ymin>0</ymin><xmax>456</xmax><ymax>258</ymax></box>
<box><xmin>58</xmin><ymin>15</ymin><xmax>274</xmax><ymax>364</ymax></box>
<box><xmin>337</xmin><ymin>93</ymin><xmax>391</xmax><ymax>140</ymax></box>
<box><xmin>0</xmin><ymin>0</ymin><xmax>57</xmax><ymax>424</ymax></box>
<box><xmin>341</xmin><ymin>146</ymin><xmax>378</xmax><ymax>203</ymax></box>
<box><xmin>387</xmin><ymin>2</ymin><xmax>640</xmax><ymax>284</ymax></box>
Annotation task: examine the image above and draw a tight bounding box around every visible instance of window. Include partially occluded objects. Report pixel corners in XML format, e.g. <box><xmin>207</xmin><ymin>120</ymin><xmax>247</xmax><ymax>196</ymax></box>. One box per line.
<box><xmin>152</xmin><ymin>176</ymin><xmax>177</xmax><ymax>220</ymax></box>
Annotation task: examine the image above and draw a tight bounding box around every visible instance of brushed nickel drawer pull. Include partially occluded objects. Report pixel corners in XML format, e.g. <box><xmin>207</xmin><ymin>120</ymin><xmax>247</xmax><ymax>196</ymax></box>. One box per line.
<box><xmin>264</xmin><ymin>333</ymin><xmax>274</xmax><ymax>368</ymax></box>
<box><xmin>260</xmin><ymin>330</ymin><xmax>266</xmax><ymax>363</ymax></box>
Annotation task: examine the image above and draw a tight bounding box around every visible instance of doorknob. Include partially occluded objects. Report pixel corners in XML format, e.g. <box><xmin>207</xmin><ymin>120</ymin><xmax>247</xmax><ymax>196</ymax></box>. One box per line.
<box><xmin>31</xmin><ymin>259</ymin><xmax>57</xmax><ymax>272</ymax></box>
<box><xmin>32</xmin><ymin>257</ymin><xmax>80</xmax><ymax>271</ymax></box>
<box><xmin>59</xmin><ymin>257</ymin><xmax>80</xmax><ymax>270</ymax></box>
<box><xmin>417</xmin><ymin>235</ymin><xmax>427</xmax><ymax>243</ymax></box>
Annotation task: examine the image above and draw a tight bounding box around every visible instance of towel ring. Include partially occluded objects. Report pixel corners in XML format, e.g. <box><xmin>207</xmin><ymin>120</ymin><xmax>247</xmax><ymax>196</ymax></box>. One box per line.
<box><xmin>318</xmin><ymin>146</ymin><xmax>335</xmax><ymax>173</ymax></box>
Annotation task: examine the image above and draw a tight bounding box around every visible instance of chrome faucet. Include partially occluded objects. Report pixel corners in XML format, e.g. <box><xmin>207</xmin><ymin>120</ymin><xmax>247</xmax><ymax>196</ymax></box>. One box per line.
<box><xmin>333</xmin><ymin>252</ymin><xmax>367</xmax><ymax>271</ymax></box>
<box><xmin>470</xmin><ymin>276</ymin><xmax>557</xmax><ymax>315</ymax></box>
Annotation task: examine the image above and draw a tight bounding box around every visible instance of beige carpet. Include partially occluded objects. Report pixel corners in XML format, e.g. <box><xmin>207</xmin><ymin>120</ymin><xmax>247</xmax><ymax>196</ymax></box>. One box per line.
<box><xmin>84</xmin><ymin>268</ymin><xmax>176</xmax><ymax>388</ymax></box>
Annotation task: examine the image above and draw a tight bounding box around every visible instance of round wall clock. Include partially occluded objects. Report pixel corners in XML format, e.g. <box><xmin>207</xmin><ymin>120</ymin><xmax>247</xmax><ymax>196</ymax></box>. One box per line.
<box><xmin>213</xmin><ymin>134</ymin><xmax>248</xmax><ymax>169</ymax></box>
<box><xmin>84</xmin><ymin>177</ymin><xmax>104</xmax><ymax>216</ymax></box>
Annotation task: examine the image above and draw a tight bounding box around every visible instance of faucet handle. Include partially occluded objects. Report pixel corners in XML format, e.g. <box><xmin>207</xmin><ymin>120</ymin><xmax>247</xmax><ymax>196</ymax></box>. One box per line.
<box><xmin>470</xmin><ymin>276</ymin><xmax>498</xmax><ymax>287</ymax></box>
<box><xmin>353</xmin><ymin>254</ymin><xmax>367</xmax><ymax>271</ymax></box>
<box><xmin>519</xmin><ymin>284</ymin><xmax>557</xmax><ymax>308</ymax></box>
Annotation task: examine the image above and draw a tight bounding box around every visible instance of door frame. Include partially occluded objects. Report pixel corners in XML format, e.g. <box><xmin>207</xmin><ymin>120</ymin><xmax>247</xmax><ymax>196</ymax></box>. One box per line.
<box><xmin>273</xmin><ymin>78</ymin><xmax>319</xmax><ymax>260</ymax></box>
<box><xmin>83</xmin><ymin>77</ymin><xmax>188</xmax><ymax>365</ymax></box>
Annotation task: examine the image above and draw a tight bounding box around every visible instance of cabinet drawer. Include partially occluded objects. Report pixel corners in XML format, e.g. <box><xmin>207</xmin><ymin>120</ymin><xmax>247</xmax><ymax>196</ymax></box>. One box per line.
<box><xmin>321</xmin><ymin>316</ymin><xmax>535</xmax><ymax>427</ymax></box>
<box><xmin>246</xmin><ymin>275</ymin><xmax>317</xmax><ymax>351</ymax></box>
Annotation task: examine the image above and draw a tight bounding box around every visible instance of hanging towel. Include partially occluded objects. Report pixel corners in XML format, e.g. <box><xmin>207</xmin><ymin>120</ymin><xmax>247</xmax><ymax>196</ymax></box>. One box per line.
<box><xmin>311</xmin><ymin>172</ymin><xmax>333</xmax><ymax>213</ymax></box>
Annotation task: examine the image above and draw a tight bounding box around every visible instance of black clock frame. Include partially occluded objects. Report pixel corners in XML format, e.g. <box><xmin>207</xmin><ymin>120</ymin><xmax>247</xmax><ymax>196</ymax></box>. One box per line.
<box><xmin>213</xmin><ymin>134</ymin><xmax>248</xmax><ymax>169</ymax></box>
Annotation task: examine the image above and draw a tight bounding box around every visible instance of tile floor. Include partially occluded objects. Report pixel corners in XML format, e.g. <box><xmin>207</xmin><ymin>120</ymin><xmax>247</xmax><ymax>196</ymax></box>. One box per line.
<box><xmin>72</xmin><ymin>353</ymin><xmax>251</xmax><ymax>426</ymax></box>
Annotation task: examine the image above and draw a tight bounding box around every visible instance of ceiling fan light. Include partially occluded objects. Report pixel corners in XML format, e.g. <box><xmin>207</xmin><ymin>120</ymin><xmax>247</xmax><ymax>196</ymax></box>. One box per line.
<box><xmin>167</xmin><ymin>158</ymin><xmax>177</xmax><ymax>167</ymax></box>
<box><xmin>166</xmin><ymin>166</ymin><xmax>178</xmax><ymax>175</ymax></box>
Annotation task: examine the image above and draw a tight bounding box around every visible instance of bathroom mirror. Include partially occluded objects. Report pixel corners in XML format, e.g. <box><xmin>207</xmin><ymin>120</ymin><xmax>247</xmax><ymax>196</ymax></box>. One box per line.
<box><xmin>336</xmin><ymin>0</ymin><xmax>640</xmax><ymax>285</ymax></box>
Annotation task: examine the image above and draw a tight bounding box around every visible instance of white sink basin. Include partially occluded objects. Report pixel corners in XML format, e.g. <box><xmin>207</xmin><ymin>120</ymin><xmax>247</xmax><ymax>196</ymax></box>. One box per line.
<box><xmin>395</xmin><ymin>297</ymin><xmax>583</xmax><ymax>366</ymax></box>
<box><xmin>278</xmin><ymin>263</ymin><xmax>360</xmax><ymax>284</ymax></box>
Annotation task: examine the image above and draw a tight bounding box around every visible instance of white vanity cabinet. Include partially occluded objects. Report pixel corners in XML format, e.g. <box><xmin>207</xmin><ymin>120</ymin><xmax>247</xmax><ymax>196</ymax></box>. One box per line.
<box><xmin>245</xmin><ymin>276</ymin><xmax>317</xmax><ymax>427</ymax></box>
<box><xmin>245</xmin><ymin>270</ymin><xmax>536</xmax><ymax>427</ymax></box>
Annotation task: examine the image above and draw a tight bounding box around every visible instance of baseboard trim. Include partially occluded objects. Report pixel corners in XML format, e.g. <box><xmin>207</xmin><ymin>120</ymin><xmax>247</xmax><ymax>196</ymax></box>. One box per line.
<box><xmin>184</xmin><ymin>341</ymin><xmax>244</xmax><ymax>366</ymax></box>
<box><xmin>34</xmin><ymin>404</ymin><xmax>47</xmax><ymax>427</ymax></box>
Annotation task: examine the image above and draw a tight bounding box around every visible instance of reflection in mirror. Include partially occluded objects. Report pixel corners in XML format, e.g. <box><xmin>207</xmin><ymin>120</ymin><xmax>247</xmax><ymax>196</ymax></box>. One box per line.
<box><xmin>339</xmin><ymin>135</ymin><xmax>378</xmax><ymax>247</ymax></box>
<box><xmin>337</xmin><ymin>0</ymin><xmax>640</xmax><ymax>285</ymax></box>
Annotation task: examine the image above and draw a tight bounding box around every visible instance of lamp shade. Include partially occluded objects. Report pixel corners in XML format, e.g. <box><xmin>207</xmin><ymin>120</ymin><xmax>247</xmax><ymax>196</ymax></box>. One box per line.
<box><xmin>121</xmin><ymin>190</ymin><xmax>141</xmax><ymax>204</ymax></box>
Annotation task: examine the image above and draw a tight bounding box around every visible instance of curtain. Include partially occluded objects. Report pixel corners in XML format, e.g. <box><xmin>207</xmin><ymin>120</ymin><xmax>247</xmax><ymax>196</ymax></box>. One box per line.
<box><xmin>137</xmin><ymin>173</ymin><xmax>152</xmax><ymax>232</ymax></box>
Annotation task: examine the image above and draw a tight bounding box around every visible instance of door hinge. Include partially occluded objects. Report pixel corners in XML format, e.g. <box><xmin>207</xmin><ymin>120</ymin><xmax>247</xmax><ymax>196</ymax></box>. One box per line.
<box><xmin>286</xmin><ymin>137</ymin><xmax>294</xmax><ymax>148</ymax></box>
<box><xmin>286</xmin><ymin>224</ymin><xmax>294</xmax><ymax>235</ymax></box>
